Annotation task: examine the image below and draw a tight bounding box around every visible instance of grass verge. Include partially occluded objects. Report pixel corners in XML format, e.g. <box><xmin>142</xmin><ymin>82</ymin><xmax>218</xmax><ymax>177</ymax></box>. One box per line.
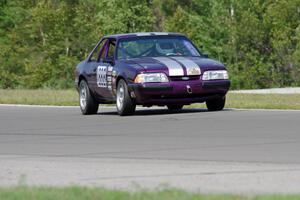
<box><xmin>0</xmin><ymin>187</ymin><xmax>299</xmax><ymax>200</ymax></box>
<box><xmin>0</xmin><ymin>89</ymin><xmax>300</xmax><ymax>110</ymax></box>
<box><xmin>0</xmin><ymin>89</ymin><xmax>78</xmax><ymax>106</ymax></box>
<box><xmin>187</xmin><ymin>93</ymin><xmax>300</xmax><ymax>110</ymax></box>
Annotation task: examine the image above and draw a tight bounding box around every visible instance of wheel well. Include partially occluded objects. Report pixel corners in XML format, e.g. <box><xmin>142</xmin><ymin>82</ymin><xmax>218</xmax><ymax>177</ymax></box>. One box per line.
<box><xmin>78</xmin><ymin>75</ymin><xmax>86</xmax><ymax>86</ymax></box>
<box><xmin>116</xmin><ymin>76</ymin><xmax>126</xmax><ymax>86</ymax></box>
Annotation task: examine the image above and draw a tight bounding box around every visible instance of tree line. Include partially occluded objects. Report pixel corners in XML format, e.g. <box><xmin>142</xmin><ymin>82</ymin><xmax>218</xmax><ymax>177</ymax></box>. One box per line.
<box><xmin>0</xmin><ymin>0</ymin><xmax>299</xmax><ymax>89</ymax></box>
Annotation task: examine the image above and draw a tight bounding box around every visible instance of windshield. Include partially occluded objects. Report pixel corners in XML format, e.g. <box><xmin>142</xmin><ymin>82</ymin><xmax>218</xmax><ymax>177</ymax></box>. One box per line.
<box><xmin>117</xmin><ymin>37</ymin><xmax>201</xmax><ymax>59</ymax></box>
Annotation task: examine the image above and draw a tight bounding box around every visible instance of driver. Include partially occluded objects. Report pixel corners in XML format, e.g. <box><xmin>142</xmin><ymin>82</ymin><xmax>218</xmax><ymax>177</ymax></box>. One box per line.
<box><xmin>155</xmin><ymin>41</ymin><xmax>175</xmax><ymax>55</ymax></box>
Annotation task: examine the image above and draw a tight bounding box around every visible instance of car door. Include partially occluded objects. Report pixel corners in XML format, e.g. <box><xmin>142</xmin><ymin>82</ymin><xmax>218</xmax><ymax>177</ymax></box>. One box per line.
<box><xmin>85</xmin><ymin>39</ymin><xmax>109</xmax><ymax>100</ymax></box>
<box><xmin>100</xmin><ymin>39</ymin><xmax>117</xmax><ymax>100</ymax></box>
<box><xmin>86</xmin><ymin>38</ymin><xmax>116</xmax><ymax>101</ymax></box>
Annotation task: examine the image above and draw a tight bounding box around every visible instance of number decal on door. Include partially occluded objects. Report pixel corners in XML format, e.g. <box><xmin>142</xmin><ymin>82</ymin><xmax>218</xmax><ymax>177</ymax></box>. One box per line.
<box><xmin>97</xmin><ymin>65</ymin><xmax>107</xmax><ymax>88</ymax></box>
<box><xmin>97</xmin><ymin>65</ymin><xmax>114</xmax><ymax>89</ymax></box>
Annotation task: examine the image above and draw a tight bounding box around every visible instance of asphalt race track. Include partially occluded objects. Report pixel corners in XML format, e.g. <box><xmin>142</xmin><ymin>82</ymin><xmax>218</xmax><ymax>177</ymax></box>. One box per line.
<box><xmin>0</xmin><ymin>105</ymin><xmax>300</xmax><ymax>193</ymax></box>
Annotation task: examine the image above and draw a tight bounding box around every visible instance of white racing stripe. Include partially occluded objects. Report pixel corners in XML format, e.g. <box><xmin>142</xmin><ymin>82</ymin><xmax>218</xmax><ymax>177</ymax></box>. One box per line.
<box><xmin>153</xmin><ymin>57</ymin><xmax>184</xmax><ymax>76</ymax></box>
<box><xmin>172</xmin><ymin>57</ymin><xmax>201</xmax><ymax>75</ymax></box>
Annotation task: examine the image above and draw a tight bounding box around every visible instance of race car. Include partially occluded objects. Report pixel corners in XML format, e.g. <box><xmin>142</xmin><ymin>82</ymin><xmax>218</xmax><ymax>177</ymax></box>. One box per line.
<box><xmin>74</xmin><ymin>32</ymin><xmax>230</xmax><ymax>116</ymax></box>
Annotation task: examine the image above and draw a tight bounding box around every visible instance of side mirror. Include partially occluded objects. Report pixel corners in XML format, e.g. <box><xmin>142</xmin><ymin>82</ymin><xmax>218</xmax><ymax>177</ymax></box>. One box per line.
<box><xmin>202</xmin><ymin>53</ymin><xmax>209</xmax><ymax>58</ymax></box>
<box><xmin>103</xmin><ymin>56</ymin><xmax>114</xmax><ymax>65</ymax></box>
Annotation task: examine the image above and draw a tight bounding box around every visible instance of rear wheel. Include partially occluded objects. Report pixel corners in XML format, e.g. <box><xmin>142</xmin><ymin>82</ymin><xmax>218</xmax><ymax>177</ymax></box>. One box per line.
<box><xmin>116</xmin><ymin>79</ymin><xmax>136</xmax><ymax>116</ymax></box>
<box><xmin>79</xmin><ymin>80</ymin><xmax>98</xmax><ymax>115</ymax></box>
<box><xmin>167</xmin><ymin>105</ymin><xmax>184</xmax><ymax>111</ymax></box>
<box><xmin>206</xmin><ymin>96</ymin><xmax>226</xmax><ymax>111</ymax></box>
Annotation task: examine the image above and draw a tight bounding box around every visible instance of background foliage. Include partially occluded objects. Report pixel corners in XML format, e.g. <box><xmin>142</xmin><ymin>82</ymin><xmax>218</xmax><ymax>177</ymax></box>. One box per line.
<box><xmin>0</xmin><ymin>0</ymin><xmax>299</xmax><ymax>89</ymax></box>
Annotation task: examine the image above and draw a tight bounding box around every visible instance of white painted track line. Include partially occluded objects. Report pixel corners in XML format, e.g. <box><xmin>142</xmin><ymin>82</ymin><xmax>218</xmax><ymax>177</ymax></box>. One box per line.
<box><xmin>0</xmin><ymin>104</ymin><xmax>299</xmax><ymax>112</ymax></box>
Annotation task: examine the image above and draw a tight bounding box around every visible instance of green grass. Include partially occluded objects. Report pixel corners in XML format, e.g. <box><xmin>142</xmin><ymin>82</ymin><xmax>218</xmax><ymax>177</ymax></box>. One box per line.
<box><xmin>0</xmin><ymin>187</ymin><xmax>299</xmax><ymax>200</ymax></box>
<box><xmin>0</xmin><ymin>89</ymin><xmax>78</xmax><ymax>106</ymax></box>
<box><xmin>187</xmin><ymin>93</ymin><xmax>300</xmax><ymax>110</ymax></box>
<box><xmin>226</xmin><ymin>93</ymin><xmax>300</xmax><ymax>110</ymax></box>
<box><xmin>0</xmin><ymin>89</ymin><xmax>300</xmax><ymax>110</ymax></box>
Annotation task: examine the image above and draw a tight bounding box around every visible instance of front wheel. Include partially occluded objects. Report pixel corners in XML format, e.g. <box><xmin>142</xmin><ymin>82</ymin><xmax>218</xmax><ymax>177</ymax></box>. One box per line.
<box><xmin>79</xmin><ymin>80</ymin><xmax>98</xmax><ymax>115</ymax></box>
<box><xmin>116</xmin><ymin>79</ymin><xmax>136</xmax><ymax>116</ymax></box>
<box><xmin>206</xmin><ymin>96</ymin><xmax>226</xmax><ymax>111</ymax></box>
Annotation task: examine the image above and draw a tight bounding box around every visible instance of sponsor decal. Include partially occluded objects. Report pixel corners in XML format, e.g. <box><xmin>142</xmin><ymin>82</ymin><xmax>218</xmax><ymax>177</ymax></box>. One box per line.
<box><xmin>111</xmin><ymin>70</ymin><xmax>117</xmax><ymax>95</ymax></box>
<box><xmin>108</xmin><ymin>66</ymin><xmax>113</xmax><ymax>72</ymax></box>
<box><xmin>136</xmin><ymin>32</ymin><xmax>152</xmax><ymax>36</ymax></box>
<box><xmin>153</xmin><ymin>57</ymin><xmax>184</xmax><ymax>76</ymax></box>
<box><xmin>136</xmin><ymin>32</ymin><xmax>169</xmax><ymax>36</ymax></box>
<box><xmin>172</xmin><ymin>57</ymin><xmax>201</xmax><ymax>76</ymax></box>
<box><xmin>151</xmin><ymin>32</ymin><xmax>169</xmax><ymax>35</ymax></box>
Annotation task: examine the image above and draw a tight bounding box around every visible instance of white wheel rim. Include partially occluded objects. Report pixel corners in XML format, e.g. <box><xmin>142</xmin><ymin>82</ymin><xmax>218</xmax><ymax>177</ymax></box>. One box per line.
<box><xmin>80</xmin><ymin>84</ymin><xmax>87</xmax><ymax>110</ymax></box>
<box><xmin>117</xmin><ymin>84</ymin><xmax>125</xmax><ymax>110</ymax></box>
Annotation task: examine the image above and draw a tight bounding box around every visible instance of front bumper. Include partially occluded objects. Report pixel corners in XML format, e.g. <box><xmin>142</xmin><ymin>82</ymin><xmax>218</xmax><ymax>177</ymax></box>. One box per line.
<box><xmin>128</xmin><ymin>79</ymin><xmax>230</xmax><ymax>106</ymax></box>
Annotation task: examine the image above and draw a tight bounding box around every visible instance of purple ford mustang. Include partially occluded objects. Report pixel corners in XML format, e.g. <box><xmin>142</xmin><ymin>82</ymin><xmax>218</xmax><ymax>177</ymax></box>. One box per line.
<box><xmin>75</xmin><ymin>32</ymin><xmax>230</xmax><ymax>116</ymax></box>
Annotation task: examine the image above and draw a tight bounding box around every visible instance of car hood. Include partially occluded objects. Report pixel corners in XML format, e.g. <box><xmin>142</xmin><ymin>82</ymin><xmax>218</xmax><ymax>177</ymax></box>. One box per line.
<box><xmin>123</xmin><ymin>56</ymin><xmax>226</xmax><ymax>76</ymax></box>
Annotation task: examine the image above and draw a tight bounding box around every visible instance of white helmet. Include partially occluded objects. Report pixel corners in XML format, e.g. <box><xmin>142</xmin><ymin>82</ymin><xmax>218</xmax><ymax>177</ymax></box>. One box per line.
<box><xmin>155</xmin><ymin>41</ymin><xmax>175</xmax><ymax>55</ymax></box>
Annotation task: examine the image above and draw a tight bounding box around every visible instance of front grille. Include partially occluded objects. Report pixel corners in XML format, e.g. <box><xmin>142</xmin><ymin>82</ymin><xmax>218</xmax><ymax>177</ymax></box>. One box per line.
<box><xmin>169</xmin><ymin>75</ymin><xmax>200</xmax><ymax>81</ymax></box>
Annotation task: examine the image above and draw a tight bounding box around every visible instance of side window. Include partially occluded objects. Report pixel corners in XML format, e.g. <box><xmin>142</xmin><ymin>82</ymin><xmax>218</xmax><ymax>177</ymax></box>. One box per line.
<box><xmin>107</xmin><ymin>39</ymin><xmax>116</xmax><ymax>59</ymax></box>
<box><xmin>90</xmin><ymin>39</ymin><xmax>107</xmax><ymax>62</ymax></box>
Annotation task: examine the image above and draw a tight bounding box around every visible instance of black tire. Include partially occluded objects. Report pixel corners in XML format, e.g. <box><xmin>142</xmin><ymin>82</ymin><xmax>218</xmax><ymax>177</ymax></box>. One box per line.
<box><xmin>206</xmin><ymin>96</ymin><xmax>226</xmax><ymax>111</ymax></box>
<box><xmin>167</xmin><ymin>105</ymin><xmax>184</xmax><ymax>111</ymax></box>
<box><xmin>79</xmin><ymin>80</ymin><xmax>98</xmax><ymax>115</ymax></box>
<box><xmin>116</xmin><ymin>79</ymin><xmax>136</xmax><ymax>116</ymax></box>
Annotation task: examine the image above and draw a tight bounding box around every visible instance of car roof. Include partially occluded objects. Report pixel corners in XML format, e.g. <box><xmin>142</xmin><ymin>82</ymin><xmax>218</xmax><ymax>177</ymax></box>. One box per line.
<box><xmin>102</xmin><ymin>32</ymin><xmax>186</xmax><ymax>40</ymax></box>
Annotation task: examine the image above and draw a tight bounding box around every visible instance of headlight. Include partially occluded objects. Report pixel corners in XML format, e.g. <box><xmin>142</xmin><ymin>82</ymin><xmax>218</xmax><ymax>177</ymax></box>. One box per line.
<box><xmin>134</xmin><ymin>73</ymin><xmax>169</xmax><ymax>83</ymax></box>
<box><xmin>202</xmin><ymin>70</ymin><xmax>229</xmax><ymax>80</ymax></box>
